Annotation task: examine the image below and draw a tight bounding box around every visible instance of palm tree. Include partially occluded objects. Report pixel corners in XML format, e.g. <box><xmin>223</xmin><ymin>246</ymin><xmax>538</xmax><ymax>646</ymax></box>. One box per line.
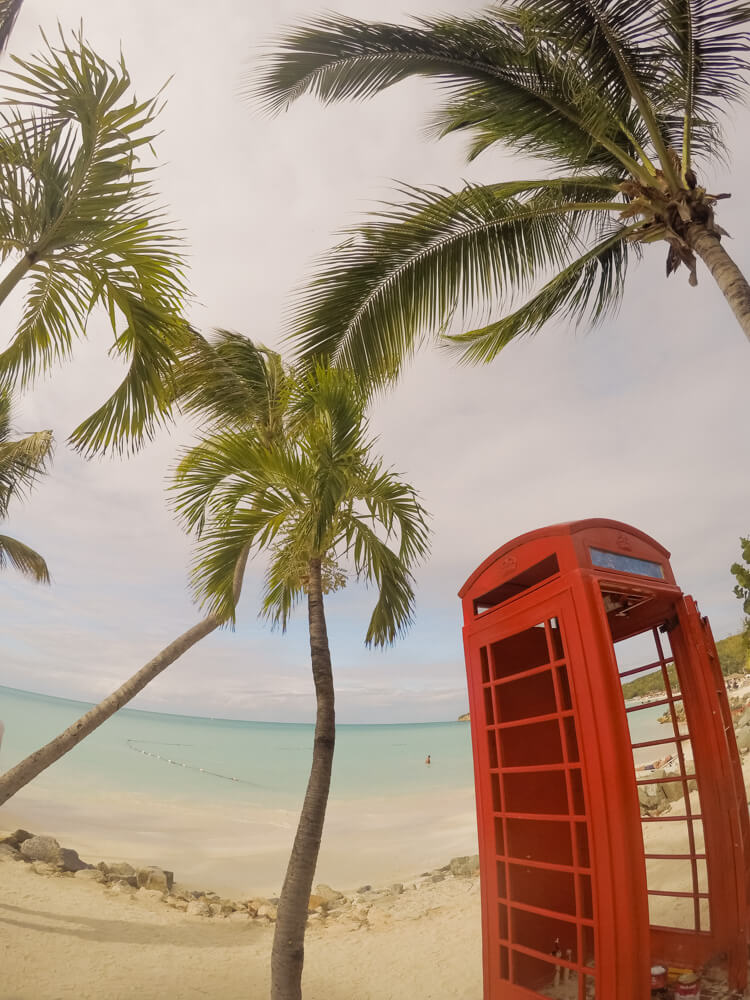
<box><xmin>255</xmin><ymin>1</ymin><xmax>750</xmax><ymax>382</ymax></box>
<box><xmin>0</xmin><ymin>28</ymin><xmax>189</xmax><ymax>455</ymax></box>
<box><xmin>172</xmin><ymin>358</ymin><xmax>430</xmax><ymax>1000</ymax></box>
<box><xmin>0</xmin><ymin>0</ymin><xmax>23</xmax><ymax>53</ymax></box>
<box><xmin>0</xmin><ymin>330</ymin><xmax>277</xmax><ymax>805</ymax></box>
<box><xmin>0</xmin><ymin>388</ymin><xmax>51</xmax><ymax>581</ymax></box>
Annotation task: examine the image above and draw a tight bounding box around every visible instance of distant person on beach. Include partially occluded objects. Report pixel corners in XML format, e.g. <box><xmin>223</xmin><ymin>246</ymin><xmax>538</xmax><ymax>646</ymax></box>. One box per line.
<box><xmin>425</xmin><ymin>754</ymin><xmax>431</xmax><ymax>765</ymax></box>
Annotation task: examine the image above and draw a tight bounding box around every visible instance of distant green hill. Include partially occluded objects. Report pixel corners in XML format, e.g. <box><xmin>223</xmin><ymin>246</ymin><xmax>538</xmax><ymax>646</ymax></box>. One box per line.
<box><xmin>621</xmin><ymin>632</ymin><xmax>748</xmax><ymax>700</ymax></box>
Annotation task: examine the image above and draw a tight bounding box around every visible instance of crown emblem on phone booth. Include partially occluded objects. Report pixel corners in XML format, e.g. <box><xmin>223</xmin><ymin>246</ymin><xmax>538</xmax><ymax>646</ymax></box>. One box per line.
<box><xmin>500</xmin><ymin>555</ymin><xmax>517</xmax><ymax>573</ymax></box>
<box><xmin>616</xmin><ymin>532</ymin><xmax>632</xmax><ymax>551</ymax></box>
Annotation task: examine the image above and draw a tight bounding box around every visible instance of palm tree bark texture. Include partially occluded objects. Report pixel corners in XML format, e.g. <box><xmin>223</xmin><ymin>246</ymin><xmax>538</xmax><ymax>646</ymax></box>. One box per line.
<box><xmin>0</xmin><ymin>546</ymin><xmax>249</xmax><ymax>806</ymax></box>
<box><xmin>271</xmin><ymin>557</ymin><xmax>336</xmax><ymax>1000</ymax></box>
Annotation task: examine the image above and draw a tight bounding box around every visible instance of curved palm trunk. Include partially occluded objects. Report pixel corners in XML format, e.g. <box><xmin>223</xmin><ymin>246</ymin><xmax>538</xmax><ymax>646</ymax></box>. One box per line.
<box><xmin>271</xmin><ymin>557</ymin><xmax>335</xmax><ymax>1000</ymax></box>
<box><xmin>687</xmin><ymin>223</ymin><xmax>750</xmax><ymax>343</ymax></box>
<box><xmin>0</xmin><ymin>546</ymin><xmax>249</xmax><ymax>806</ymax></box>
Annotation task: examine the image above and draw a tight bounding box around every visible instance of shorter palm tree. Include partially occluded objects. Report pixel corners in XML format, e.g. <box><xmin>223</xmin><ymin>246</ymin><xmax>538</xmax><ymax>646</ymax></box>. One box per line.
<box><xmin>173</xmin><ymin>362</ymin><xmax>430</xmax><ymax>1000</ymax></box>
<box><xmin>0</xmin><ymin>388</ymin><xmax>52</xmax><ymax>582</ymax></box>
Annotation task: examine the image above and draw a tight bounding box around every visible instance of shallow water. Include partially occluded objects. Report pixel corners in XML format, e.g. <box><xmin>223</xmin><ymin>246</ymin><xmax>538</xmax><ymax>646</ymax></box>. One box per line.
<box><xmin>0</xmin><ymin>685</ymin><xmax>474</xmax><ymax>809</ymax></box>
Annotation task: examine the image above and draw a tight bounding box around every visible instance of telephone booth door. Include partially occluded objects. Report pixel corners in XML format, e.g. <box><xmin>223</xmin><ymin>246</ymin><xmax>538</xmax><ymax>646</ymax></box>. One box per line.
<box><xmin>464</xmin><ymin>585</ymin><xmax>646</xmax><ymax>999</ymax></box>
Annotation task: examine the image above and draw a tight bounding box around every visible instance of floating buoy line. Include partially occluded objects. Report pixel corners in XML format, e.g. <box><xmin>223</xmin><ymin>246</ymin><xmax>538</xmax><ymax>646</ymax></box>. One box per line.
<box><xmin>125</xmin><ymin>740</ymin><xmax>257</xmax><ymax>786</ymax></box>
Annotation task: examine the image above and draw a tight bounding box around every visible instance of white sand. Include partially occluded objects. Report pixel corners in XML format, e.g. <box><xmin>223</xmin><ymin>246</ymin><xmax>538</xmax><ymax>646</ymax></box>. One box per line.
<box><xmin>0</xmin><ymin>858</ymin><xmax>482</xmax><ymax>1000</ymax></box>
<box><xmin>0</xmin><ymin>783</ymin><xmax>478</xmax><ymax>897</ymax></box>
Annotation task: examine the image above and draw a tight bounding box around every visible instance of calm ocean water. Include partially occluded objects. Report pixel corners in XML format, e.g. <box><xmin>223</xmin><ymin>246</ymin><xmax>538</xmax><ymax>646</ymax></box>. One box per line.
<box><xmin>0</xmin><ymin>684</ymin><xmax>667</xmax><ymax>808</ymax></box>
<box><xmin>0</xmin><ymin>685</ymin><xmax>475</xmax><ymax>808</ymax></box>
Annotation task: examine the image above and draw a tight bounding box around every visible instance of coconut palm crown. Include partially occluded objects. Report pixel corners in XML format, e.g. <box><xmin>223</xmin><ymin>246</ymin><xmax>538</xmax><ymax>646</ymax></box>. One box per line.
<box><xmin>0</xmin><ymin>388</ymin><xmax>52</xmax><ymax>581</ymax></box>
<box><xmin>255</xmin><ymin>0</ymin><xmax>750</xmax><ymax>382</ymax></box>
<box><xmin>0</xmin><ymin>28</ymin><xmax>190</xmax><ymax>455</ymax></box>
<box><xmin>173</xmin><ymin>348</ymin><xmax>430</xmax><ymax>643</ymax></box>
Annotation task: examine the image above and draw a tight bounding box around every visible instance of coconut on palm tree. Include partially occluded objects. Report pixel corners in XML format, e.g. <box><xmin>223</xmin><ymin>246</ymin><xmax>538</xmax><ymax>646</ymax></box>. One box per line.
<box><xmin>172</xmin><ymin>357</ymin><xmax>430</xmax><ymax>1000</ymax></box>
<box><xmin>0</xmin><ymin>28</ymin><xmax>189</xmax><ymax>455</ymax></box>
<box><xmin>0</xmin><ymin>388</ymin><xmax>51</xmax><ymax>582</ymax></box>
<box><xmin>255</xmin><ymin>0</ymin><xmax>750</xmax><ymax>380</ymax></box>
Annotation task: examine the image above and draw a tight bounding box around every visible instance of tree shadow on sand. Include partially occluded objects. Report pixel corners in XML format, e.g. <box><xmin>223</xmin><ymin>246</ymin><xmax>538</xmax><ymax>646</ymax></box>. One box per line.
<box><xmin>0</xmin><ymin>900</ymin><xmax>269</xmax><ymax>948</ymax></box>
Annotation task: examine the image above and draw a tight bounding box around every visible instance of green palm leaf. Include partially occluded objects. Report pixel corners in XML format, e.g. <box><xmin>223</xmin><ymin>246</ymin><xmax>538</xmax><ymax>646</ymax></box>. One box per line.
<box><xmin>0</xmin><ymin>0</ymin><xmax>23</xmax><ymax>55</ymax></box>
<box><xmin>289</xmin><ymin>181</ymin><xmax>624</xmax><ymax>382</ymax></box>
<box><xmin>446</xmin><ymin>224</ymin><xmax>638</xmax><ymax>363</ymax></box>
<box><xmin>0</xmin><ymin>388</ymin><xmax>52</xmax><ymax>515</ymax></box>
<box><xmin>171</xmin><ymin>350</ymin><xmax>430</xmax><ymax>639</ymax></box>
<box><xmin>0</xmin><ymin>531</ymin><xmax>49</xmax><ymax>581</ymax></box>
<box><xmin>0</xmin><ymin>29</ymin><xmax>189</xmax><ymax>455</ymax></box>
<box><xmin>254</xmin><ymin>10</ymin><xmax>647</xmax><ymax>175</ymax></box>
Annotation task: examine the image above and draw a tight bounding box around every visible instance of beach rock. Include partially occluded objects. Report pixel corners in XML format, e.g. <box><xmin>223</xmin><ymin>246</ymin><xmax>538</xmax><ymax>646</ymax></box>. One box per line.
<box><xmin>109</xmin><ymin>881</ymin><xmax>137</xmax><ymax>896</ymax></box>
<box><xmin>170</xmin><ymin>883</ymin><xmax>193</xmax><ymax>902</ymax></box>
<box><xmin>96</xmin><ymin>861</ymin><xmax>110</xmax><ymax>874</ymax></box>
<box><xmin>0</xmin><ymin>843</ymin><xmax>22</xmax><ymax>862</ymax></box>
<box><xmin>0</xmin><ymin>831</ymin><xmax>19</xmax><ymax>848</ymax></box>
<box><xmin>256</xmin><ymin>902</ymin><xmax>278</xmax><ymax>921</ymax></box>
<box><xmin>736</xmin><ymin>727</ymin><xmax>750</xmax><ymax>752</ymax></box>
<box><xmin>736</xmin><ymin>705</ymin><xmax>750</xmax><ymax>728</ymax></box>
<box><xmin>136</xmin><ymin>866</ymin><xmax>173</xmax><ymax>892</ymax></box>
<box><xmin>58</xmin><ymin>848</ymin><xmax>89</xmax><ymax>873</ymax></box>
<box><xmin>75</xmin><ymin>868</ymin><xmax>105</xmax><ymax>882</ymax></box>
<box><xmin>356</xmin><ymin>885</ymin><xmax>372</xmax><ymax>894</ymax></box>
<box><xmin>219</xmin><ymin>899</ymin><xmax>236</xmax><ymax>915</ymax></box>
<box><xmin>663</xmin><ymin>779</ymin><xmax>686</xmax><ymax>803</ymax></box>
<box><xmin>186</xmin><ymin>899</ymin><xmax>211</xmax><ymax>917</ymax></box>
<box><xmin>209</xmin><ymin>903</ymin><xmax>223</xmax><ymax>917</ymax></box>
<box><xmin>11</xmin><ymin>829</ymin><xmax>33</xmax><ymax>845</ymax></box>
<box><xmin>31</xmin><ymin>861</ymin><xmax>57</xmax><ymax>876</ymax></box>
<box><xmin>315</xmin><ymin>883</ymin><xmax>344</xmax><ymax>905</ymax></box>
<box><xmin>20</xmin><ymin>835</ymin><xmax>63</xmax><ymax>866</ymax></box>
<box><xmin>389</xmin><ymin>883</ymin><xmax>404</xmax><ymax>895</ymax></box>
<box><xmin>449</xmin><ymin>855</ymin><xmax>480</xmax><ymax>877</ymax></box>
<box><xmin>136</xmin><ymin>887</ymin><xmax>165</xmax><ymax>903</ymax></box>
<box><xmin>108</xmin><ymin>861</ymin><xmax>136</xmax><ymax>878</ymax></box>
<box><xmin>228</xmin><ymin>910</ymin><xmax>250</xmax><ymax>922</ymax></box>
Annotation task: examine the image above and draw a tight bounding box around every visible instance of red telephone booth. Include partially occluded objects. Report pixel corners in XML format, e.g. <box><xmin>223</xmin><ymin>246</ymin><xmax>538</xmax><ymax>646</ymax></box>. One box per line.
<box><xmin>459</xmin><ymin>519</ymin><xmax>750</xmax><ymax>999</ymax></box>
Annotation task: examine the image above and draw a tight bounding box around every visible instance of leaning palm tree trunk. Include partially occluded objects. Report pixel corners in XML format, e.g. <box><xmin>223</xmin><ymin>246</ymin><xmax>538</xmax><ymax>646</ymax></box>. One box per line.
<box><xmin>271</xmin><ymin>557</ymin><xmax>335</xmax><ymax>1000</ymax></box>
<box><xmin>0</xmin><ymin>547</ymin><xmax>249</xmax><ymax>807</ymax></box>
<box><xmin>688</xmin><ymin>226</ymin><xmax>750</xmax><ymax>343</ymax></box>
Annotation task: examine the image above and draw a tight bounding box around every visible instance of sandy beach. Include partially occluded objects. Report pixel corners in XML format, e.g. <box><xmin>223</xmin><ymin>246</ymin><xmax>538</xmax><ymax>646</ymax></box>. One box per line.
<box><xmin>0</xmin><ymin>851</ymin><xmax>482</xmax><ymax>1000</ymax></box>
<box><xmin>2</xmin><ymin>709</ymin><xmax>750</xmax><ymax>999</ymax></box>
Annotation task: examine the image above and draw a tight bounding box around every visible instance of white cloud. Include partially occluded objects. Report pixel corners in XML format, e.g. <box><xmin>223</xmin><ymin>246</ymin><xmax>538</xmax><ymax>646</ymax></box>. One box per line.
<box><xmin>2</xmin><ymin>0</ymin><xmax>749</xmax><ymax>726</ymax></box>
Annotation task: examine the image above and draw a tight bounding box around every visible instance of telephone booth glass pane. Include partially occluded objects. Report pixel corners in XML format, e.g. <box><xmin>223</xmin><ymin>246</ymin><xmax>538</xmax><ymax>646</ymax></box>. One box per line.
<box><xmin>478</xmin><ymin>616</ymin><xmax>596</xmax><ymax>998</ymax></box>
<box><xmin>613</xmin><ymin>623</ymin><xmax>710</xmax><ymax>933</ymax></box>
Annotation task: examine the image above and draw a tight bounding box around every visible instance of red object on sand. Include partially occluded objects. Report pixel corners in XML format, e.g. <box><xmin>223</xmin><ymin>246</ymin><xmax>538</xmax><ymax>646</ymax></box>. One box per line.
<box><xmin>459</xmin><ymin>519</ymin><xmax>750</xmax><ymax>999</ymax></box>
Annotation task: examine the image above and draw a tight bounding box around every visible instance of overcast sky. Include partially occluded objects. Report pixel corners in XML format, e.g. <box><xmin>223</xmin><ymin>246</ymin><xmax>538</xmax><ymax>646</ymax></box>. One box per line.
<box><xmin>2</xmin><ymin>0</ymin><xmax>749</xmax><ymax>724</ymax></box>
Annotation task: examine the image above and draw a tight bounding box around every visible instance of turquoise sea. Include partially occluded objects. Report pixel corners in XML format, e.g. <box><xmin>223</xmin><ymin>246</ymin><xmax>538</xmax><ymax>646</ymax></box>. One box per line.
<box><xmin>0</xmin><ymin>684</ymin><xmax>476</xmax><ymax>809</ymax></box>
<box><xmin>0</xmin><ymin>684</ymin><xmax>668</xmax><ymax>807</ymax></box>
<box><xmin>0</xmin><ymin>685</ymin><xmax>669</xmax><ymax>892</ymax></box>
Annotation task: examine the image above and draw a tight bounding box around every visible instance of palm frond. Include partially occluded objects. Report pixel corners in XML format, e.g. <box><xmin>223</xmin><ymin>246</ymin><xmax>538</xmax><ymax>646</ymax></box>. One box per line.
<box><xmin>0</xmin><ymin>0</ymin><xmax>22</xmax><ymax>55</ymax></box>
<box><xmin>342</xmin><ymin>516</ymin><xmax>418</xmax><ymax>647</ymax></box>
<box><xmin>174</xmin><ymin>330</ymin><xmax>289</xmax><ymax>440</ymax></box>
<box><xmin>0</xmin><ymin>388</ymin><xmax>52</xmax><ymax>514</ymax></box>
<box><xmin>289</xmin><ymin>181</ymin><xmax>623</xmax><ymax>383</ymax></box>
<box><xmin>657</xmin><ymin>0</ymin><xmax>750</xmax><ymax>168</ymax></box>
<box><xmin>253</xmin><ymin>11</ymin><xmax>648</xmax><ymax>174</ymax></box>
<box><xmin>0</xmin><ymin>531</ymin><xmax>49</xmax><ymax>582</ymax></box>
<box><xmin>0</xmin><ymin>29</ymin><xmax>189</xmax><ymax>455</ymax></box>
<box><xmin>445</xmin><ymin>224</ymin><xmax>637</xmax><ymax>364</ymax></box>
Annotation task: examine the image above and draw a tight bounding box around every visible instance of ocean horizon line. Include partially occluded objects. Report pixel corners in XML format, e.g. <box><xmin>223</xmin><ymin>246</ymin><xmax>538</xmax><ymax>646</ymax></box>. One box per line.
<box><xmin>0</xmin><ymin>683</ymin><xmax>468</xmax><ymax>730</ymax></box>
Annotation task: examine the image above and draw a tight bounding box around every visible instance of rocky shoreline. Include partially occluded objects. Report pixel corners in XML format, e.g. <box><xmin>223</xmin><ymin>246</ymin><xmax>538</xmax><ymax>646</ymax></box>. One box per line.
<box><xmin>0</xmin><ymin>827</ymin><xmax>480</xmax><ymax>930</ymax></box>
